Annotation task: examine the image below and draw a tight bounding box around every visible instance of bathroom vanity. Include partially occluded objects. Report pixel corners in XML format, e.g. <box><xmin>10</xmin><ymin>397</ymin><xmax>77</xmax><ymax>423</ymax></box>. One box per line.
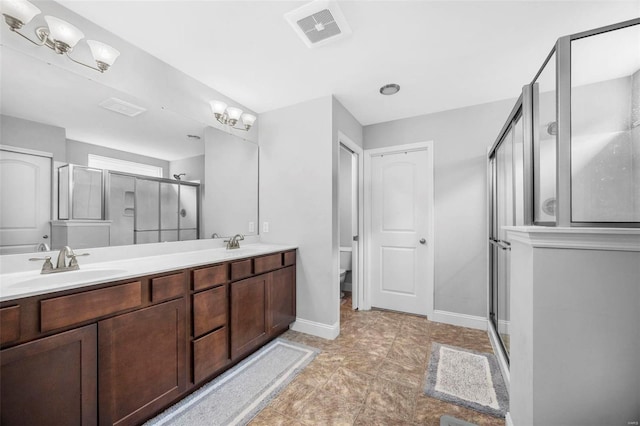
<box><xmin>0</xmin><ymin>245</ymin><xmax>296</xmax><ymax>426</ymax></box>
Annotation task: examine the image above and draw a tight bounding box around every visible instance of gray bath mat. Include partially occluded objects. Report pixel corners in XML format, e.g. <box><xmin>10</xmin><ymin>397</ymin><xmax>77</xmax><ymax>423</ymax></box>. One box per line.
<box><xmin>145</xmin><ymin>338</ymin><xmax>320</xmax><ymax>426</ymax></box>
<box><xmin>440</xmin><ymin>414</ymin><xmax>478</xmax><ymax>426</ymax></box>
<box><xmin>425</xmin><ymin>343</ymin><xmax>508</xmax><ymax>418</ymax></box>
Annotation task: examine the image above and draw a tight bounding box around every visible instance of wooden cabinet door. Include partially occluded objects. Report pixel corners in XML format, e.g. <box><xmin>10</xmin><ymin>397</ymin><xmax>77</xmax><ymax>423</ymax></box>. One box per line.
<box><xmin>230</xmin><ymin>274</ymin><xmax>267</xmax><ymax>359</ymax></box>
<box><xmin>99</xmin><ymin>299</ymin><xmax>186</xmax><ymax>426</ymax></box>
<box><xmin>0</xmin><ymin>324</ymin><xmax>97</xmax><ymax>426</ymax></box>
<box><xmin>267</xmin><ymin>266</ymin><xmax>296</xmax><ymax>336</ymax></box>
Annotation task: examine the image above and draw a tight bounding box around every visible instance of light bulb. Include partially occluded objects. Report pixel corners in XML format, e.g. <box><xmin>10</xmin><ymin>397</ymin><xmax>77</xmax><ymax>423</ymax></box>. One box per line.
<box><xmin>2</xmin><ymin>0</ymin><xmax>40</xmax><ymax>27</ymax></box>
<box><xmin>210</xmin><ymin>101</ymin><xmax>227</xmax><ymax>115</ymax></box>
<box><xmin>87</xmin><ymin>40</ymin><xmax>120</xmax><ymax>66</ymax></box>
<box><xmin>241</xmin><ymin>113</ymin><xmax>257</xmax><ymax>130</ymax></box>
<box><xmin>44</xmin><ymin>15</ymin><xmax>84</xmax><ymax>49</ymax></box>
<box><xmin>226</xmin><ymin>107</ymin><xmax>243</xmax><ymax>121</ymax></box>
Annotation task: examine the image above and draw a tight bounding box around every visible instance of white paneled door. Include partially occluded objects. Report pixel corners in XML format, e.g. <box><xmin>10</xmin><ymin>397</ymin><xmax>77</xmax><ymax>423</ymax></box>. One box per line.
<box><xmin>369</xmin><ymin>146</ymin><xmax>433</xmax><ymax>316</ymax></box>
<box><xmin>0</xmin><ymin>149</ymin><xmax>52</xmax><ymax>254</ymax></box>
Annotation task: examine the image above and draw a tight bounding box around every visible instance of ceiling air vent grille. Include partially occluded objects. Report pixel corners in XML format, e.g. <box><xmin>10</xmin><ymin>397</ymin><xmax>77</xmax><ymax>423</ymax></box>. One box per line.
<box><xmin>99</xmin><ymin>98</ymin><xmax>146</xmax><ymax>117</ymax></box>
<box><xmin>285</xmin><ymin>1</ymin><xmax>351</xmax><ymax>48</ymax></box>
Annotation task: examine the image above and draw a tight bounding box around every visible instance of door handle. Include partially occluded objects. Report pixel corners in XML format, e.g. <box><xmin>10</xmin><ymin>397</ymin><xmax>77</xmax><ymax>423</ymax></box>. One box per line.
<box><xmin>419</xmin><ymin>238</ymin><xmax>426</xmax><ymax>245</ymax></box>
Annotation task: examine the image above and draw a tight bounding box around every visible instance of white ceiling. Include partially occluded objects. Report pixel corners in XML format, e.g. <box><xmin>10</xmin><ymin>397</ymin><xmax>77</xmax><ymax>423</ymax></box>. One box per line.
<box><xmin>56</xmin><ymin>0</ymin><xmax>639</xmax><ymax>126</ymax></box>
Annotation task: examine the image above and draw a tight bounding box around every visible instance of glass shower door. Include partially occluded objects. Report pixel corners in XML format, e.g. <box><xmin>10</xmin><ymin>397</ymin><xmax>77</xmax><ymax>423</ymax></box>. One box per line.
<box><xmin>489</xmin><ymin>111</ymin><xmax>523</xmax><ymax>359</ymax></box>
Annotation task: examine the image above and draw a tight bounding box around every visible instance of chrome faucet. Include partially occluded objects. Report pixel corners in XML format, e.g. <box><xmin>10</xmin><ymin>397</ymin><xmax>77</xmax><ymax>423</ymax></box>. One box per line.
<box><xmin>29</xmin><ymin>246</ymin><xmax>90</xmax><ymax>274</ymax></box>
<box><xmin>224</xmin><ymin>234</ymin><xmax>244</xmax><ymax>250</ymax></box>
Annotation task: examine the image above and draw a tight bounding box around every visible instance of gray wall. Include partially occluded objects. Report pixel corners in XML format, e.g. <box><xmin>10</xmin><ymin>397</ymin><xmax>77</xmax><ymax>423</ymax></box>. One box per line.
<box><xmin>169</xmin><ymin>155</ymin><xmax>205</xmax><ymax>185</ymax></box>
<box><xmin>204</xmin><ymin>128</ymin><xmax>259</xmax><ymax>239</ymax></box>
<box><xmin>259</xmin><ymin>96</ymin><xmax>338</xmax><ymax>331</ymax></box>
<box><xmin>333</xmin><ymin>97</ymin><xmax>364</xmax><ymax>148</ymax></box>
<box><xmin>364</xmin><ymin>98</ymin><xmax>516</xmax><ymax>317</ymax></box>
<box><xmin>1</xmin><ymin>115</ymin><xmax>66</xmax><ymax>160</ymax></box>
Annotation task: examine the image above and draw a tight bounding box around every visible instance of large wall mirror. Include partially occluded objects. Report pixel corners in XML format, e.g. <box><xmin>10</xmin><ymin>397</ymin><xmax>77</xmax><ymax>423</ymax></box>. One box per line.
<box><xmin>0</xmin><ymin>43</ymin><xmax>258</xmax><ymax>254</ymax></box>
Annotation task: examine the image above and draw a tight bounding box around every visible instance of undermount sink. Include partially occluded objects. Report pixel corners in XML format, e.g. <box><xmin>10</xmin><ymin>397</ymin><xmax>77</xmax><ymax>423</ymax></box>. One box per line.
<box><xmin>4</xmin><ymin>268</ymin><xmax>129</xmax><ymax>291</ymax></box>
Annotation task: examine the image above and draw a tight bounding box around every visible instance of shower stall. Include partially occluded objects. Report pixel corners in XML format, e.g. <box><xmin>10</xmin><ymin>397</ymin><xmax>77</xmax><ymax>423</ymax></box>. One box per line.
<box><xmin>57</xmin><ymin>165</ymin><xmax>200</xmax><ymax>247</ymax></box>
<box><xmin>487</xmin><ymin>18</ymin><xmax>640</xmax><ymax>367</ymax></box>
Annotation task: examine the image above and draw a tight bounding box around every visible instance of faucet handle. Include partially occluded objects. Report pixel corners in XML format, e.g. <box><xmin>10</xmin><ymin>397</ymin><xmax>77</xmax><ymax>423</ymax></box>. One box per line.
<box><xmin>29</xmin><ymin>257</ymin><xmax>54</xmax><ymax>273</ymax></box>
<box><xmin>66</xmin><ymin>252</ymin><xmax>90</xmax><ymax>258</ymax></box>
<box><xmin>67</xmin><ymin>252</ymin><xmax>89</xmax><ymax>268</ymax></box>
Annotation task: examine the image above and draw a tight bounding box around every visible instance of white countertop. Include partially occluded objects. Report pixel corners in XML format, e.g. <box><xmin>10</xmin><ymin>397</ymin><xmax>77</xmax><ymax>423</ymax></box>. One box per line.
<box><xmin>0</xmin><ymin>243</ymin><xmax>297</xmax><ymax>302</ymax></box>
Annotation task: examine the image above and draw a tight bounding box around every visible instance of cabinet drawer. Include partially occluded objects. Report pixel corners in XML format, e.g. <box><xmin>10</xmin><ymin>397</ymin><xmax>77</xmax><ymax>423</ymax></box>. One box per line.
<box><xmin>230</xmin><ymin>259</ymin><xmax>253</xmax><ymax>281</ymax></box>
<box><xmin>0</xmin><ymin>305</ymin><xmax>20</xmax><ymax>345</ymax></box>
<box><xmin>151</xmin><ymin>273</ymin><xmax>185</xmax><ymax>303</ymax></box>
<box><xmin>193</xmin><ymin>285</ymin><xmax>227</xmax><ymax>338</ymax></box>
<box><xmin>193</xmin><ymin>264</ymin><xmax>228</xmax><ymax>291</ymax></box>
<box><xmin>41</xmin><ymin>281</ymin><xmax>142</xmax><ymax>332</ymax></box>
<box><xmin>193</xmin><ymin>327</ymin><xmax>228</xmax><ymax>383</ymax></box>
<box><xmin>254</xmin><ymin>253</ymin><xmax>282</xmax><ymax>274</ymax></box>
<box><xmin>283</xmin><ymin>251</ymin><xmax>296</xmax><ymax>266</ymax></box>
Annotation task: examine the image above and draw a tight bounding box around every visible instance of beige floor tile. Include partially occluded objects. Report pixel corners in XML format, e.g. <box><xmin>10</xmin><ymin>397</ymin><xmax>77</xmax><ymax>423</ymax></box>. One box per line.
<box><xmin>388</xmin><ymin>339</ymin><xmax>429</xmax><ymax>369</ymax></box>
<box><xmin>269</xmin><ymin>381</ymin><xmax>317</xmax><ymax>418</ymax></box>
<box><xmin>320</xmin><ymin>367</ymin><xmax>375</xmax><ymax>403</ymax></box>
<box><xmin>354</xmin><ymin>404</ymin><xmax>417</xmax><ymax>426</ymax></box>
<box><xmin>248</xmin><ymin>406</ymin><xmax>306</xmax><ymax>426</ymax></box>
<box><xmin>378</xmin><ymin>358</ymin><xmax>427</xmax><ymax>389</ymax></box>
<box><xmin>364</xmin><ymin>377</ymin><xmax>417</xmax><ymax>422</ymax></box>
<box><xmin>297</xmin><ymin>389</ymin><xmax>362</xmax><ymax>425</ymax></box>
<box><xmin>266</xmin><ymin>294</ymin><xmax>505</xmax><ymax>426</ymax></box>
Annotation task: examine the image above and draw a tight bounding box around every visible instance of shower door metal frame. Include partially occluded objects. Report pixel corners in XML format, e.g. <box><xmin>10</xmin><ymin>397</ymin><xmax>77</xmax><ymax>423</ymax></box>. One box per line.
<box><xmin>488</xmin><ymin>84</ymin><xmax>534</xmax><ymax>366</ymax></box>
<box><xmin>548</xmin><ymin>18</ymin><xmax>640</xmax><ymax>227</ymax></box>
<box><xmin>105</xmin><ymin>171</ymin><xmax>201</xmax><ymax>244</ymax></box>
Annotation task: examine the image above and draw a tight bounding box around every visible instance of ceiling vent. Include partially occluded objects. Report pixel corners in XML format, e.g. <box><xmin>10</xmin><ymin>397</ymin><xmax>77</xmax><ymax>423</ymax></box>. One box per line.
<box><xmin>284</xmin><ymin>0</ymin><xmax>352</xmax><ymax>48</ymax></box>
<box><xmin>99</xmin><ymin>98</ymin><xmax>146</xmax><ymax>117</ymax></box>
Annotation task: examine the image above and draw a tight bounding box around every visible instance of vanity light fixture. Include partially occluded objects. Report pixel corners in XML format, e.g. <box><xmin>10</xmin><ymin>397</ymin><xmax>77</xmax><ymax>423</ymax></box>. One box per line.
<box><xmin>1</xmin><ymin>0</ymin><xmax>120</xmax><ymax>73</ymax></box>
<box><xmin>210</xmin><ymin>101</ymin><xmax>257</xmax><ymax>131</ymax></box>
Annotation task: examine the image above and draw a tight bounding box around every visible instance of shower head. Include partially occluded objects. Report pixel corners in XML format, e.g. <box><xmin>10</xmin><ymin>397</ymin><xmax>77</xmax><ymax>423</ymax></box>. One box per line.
<box><xmin>173</xmin><ymin>173</ymin><xmax>186</xmax><ymax>181</ymax></box>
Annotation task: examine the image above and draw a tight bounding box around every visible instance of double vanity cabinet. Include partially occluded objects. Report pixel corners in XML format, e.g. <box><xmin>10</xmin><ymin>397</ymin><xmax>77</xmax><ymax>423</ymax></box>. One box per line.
<box><xmin>0</xmin><ymin>249</ymin><xmax>296</xmax><ymax>426</ymax></box>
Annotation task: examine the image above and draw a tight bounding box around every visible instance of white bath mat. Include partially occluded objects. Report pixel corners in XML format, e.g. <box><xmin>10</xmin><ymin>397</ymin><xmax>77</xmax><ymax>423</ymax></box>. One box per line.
<box><xmin>424</xmin><ymin>343</ymin><xmax>508</xmax><ymax>417</ymax></box>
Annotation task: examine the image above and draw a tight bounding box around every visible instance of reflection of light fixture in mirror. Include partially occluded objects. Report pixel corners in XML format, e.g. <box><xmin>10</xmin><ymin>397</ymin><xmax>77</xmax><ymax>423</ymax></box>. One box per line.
<box><xmin>210</xmin><ymin>100</ymin><xmax>257</xmax><ymax>131</ymax></box>
<box><xmin>1</xmin><ymin>0</ymin><xmax>120</xmax><ymax>73</ymax></box>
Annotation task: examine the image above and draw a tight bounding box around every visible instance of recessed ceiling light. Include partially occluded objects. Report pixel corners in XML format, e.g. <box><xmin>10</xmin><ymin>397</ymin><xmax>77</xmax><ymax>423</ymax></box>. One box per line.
<box><xmin>379</xmin><ymin>83</ymin><xmax>400</xmax><ymax>96</ymax></box>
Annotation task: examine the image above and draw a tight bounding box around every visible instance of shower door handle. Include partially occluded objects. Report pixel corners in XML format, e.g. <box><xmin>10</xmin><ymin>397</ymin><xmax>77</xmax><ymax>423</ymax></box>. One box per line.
<box><xmin>419</xmin><ymin>238</ymin><xmax>426</xmax><ymax>245</ymax></box>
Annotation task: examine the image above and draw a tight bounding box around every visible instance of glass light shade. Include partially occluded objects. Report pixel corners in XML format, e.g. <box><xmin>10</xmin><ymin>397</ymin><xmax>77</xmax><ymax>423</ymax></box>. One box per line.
<box><xmin>226</xmin><ymin>107</ymin><xmax>243</xmax><ymax>121</ymax></box>
<box><xmin>210</xmin><ymin>101</ymin><xmax>227</xmax><ymax>115</ymax></box>
<box><xmin>87</xmin><ymin>40</ymin><xmax>120</xmax><ymax>66</ymax></box>
<box><xmin>2</xmin><ymin>0</ymin><xmax>40</xmax><ymax>24</ymax></box>
<box><xmin>241</xmin><ymin>113</ymin><xmax>257</xmax><ymax>127</ymax></box>
<box><xmin>44</xmin><ymin>15</ymin><xmax>84</xmax><ymax>48</ymax></box>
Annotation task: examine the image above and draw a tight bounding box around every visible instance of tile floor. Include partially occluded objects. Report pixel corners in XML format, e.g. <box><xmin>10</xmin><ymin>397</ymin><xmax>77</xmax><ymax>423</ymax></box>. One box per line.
<box><xmin>249</xmin><ymin>293</ymin><xmax>506</xmax><ymax>426</ymax></box>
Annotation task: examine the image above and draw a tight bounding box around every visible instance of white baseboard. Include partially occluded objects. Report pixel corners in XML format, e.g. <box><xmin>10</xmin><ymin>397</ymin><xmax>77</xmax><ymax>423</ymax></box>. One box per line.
<box><xmin>290</xmin><ymin>317</ymin><xmax>339</xmax><ymax>340</ymax></box>
<box><xmin>430</xmin><ymin>310</ymin><xmax>487</xmax><ymax>331</ymax></box>
<box><xmin>506</xmin><ymin>412</ymin><xmax>514</xmax><ymax>426</ymax></box>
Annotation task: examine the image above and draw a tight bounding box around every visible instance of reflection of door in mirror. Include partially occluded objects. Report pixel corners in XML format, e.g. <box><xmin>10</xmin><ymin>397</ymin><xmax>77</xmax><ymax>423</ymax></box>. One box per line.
<box><xmin>0</xmin><ymin>148</ymin><xmax>52</xmax><ymax>254</ymax></box>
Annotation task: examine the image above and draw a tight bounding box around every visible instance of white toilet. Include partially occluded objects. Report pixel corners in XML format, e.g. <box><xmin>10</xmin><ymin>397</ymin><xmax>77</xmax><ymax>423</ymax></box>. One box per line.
<box><xmin>339</xmin><ymin>247</ymin><xmax>352</xmax><ymax>297</ymax></box>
